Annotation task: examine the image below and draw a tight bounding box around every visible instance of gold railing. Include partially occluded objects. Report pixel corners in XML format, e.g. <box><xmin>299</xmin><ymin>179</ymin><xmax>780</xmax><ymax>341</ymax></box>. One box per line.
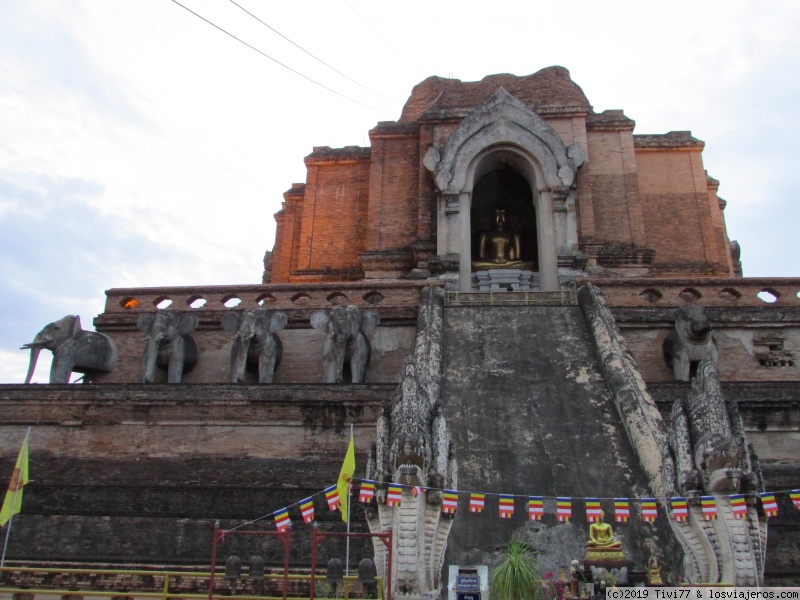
<box><xmin>0</xmin><ymin>567</ymin><xmax>382</xmax><ymax>600</ymax></box>
<box><xmin>445</xmin><ymin>288</ymin><xmax>576</xmax><ymax>306</ymax></box>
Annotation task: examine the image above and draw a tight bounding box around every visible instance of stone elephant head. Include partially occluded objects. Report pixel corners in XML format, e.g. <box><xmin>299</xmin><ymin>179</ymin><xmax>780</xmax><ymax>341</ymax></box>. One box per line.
<box><xmin>21</xmin><ymin>315</ymin><xmax>118</xmax><ymax>384</ymax></box>
<box><xmin>137</xmin><ymin>311</ymin><xmax>200</xmax><ymax>384</ymax></box>
<box><xmin>311</xmin><ymin>305</ymin><xmax>379</xmax><ymax>384</ymax></box>
<box><xmin>221</xmin><ymin>308</ymin><xmax>287</xmax><ymax>384</ymax></box>
<box><xmin>662</xmin><ymin>305</ymin><xmax>719</xmax><ymax>381</ymax></box>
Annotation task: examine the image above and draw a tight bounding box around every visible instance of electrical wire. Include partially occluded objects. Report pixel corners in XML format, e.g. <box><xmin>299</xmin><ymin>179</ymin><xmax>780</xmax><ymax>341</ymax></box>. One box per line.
<box><xmin>341</xmin><ymin>0</ymin><xmax>414</xmax><ymax>70</ymax></box>
<box><xmin>167</xmin><ymin>0</ymin><xmax>395</xmax><ymax>114</ymax></box>
<box><xmin>227</xmin><ymin>0</ymin><xmax>401</xmax><ymax>105</ymax></box>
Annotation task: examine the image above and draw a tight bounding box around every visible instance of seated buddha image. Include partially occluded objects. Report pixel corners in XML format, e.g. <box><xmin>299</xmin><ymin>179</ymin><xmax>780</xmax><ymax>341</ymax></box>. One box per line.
<box><xmin>585</xmin><ymin>510</ymin><xmax>625</xmax><ymax>561</ymax></box>
<box><xmin>588</xmin><ymin>511</ymin><xmax>622</xmax><ymax>549</ymax></box>
<box><xmin>472</xmin><ymin>209</ymin><xmax>535</xmax><ymax>271</ymax></box>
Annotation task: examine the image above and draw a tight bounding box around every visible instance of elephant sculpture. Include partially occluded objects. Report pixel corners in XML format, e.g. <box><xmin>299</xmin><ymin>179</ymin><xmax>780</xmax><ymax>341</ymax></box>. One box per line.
<box><xmin>663</xmin><ymin>305</ymin><xmax>719</xmax><ymax>381</ymax></box>
<box><xmin>137</xmin><ymin>311</ymin><xmax>200</xmax><ymax>383</ymax></box>
<box><xmin>310</xmin><ymin>305</ymin><xmax>379</xmax><ymax>383</ymax></box>
<box><xmin>22</xmin><ymin>315</ymin><xmax>118</xmax><ymax>384</ymax></box>
<box><xmin>221</xmin><ymin>308</ymin><xmax>287</xmax><ymax>384</ymax></box>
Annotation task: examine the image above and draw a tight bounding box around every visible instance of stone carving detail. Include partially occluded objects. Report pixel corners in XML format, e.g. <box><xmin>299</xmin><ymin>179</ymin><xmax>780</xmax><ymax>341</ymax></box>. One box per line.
<box><xmin>22</xmin><ymin>315</ymin><xmax>118</xmax><ymax>384</ymax></box>
<box><xmin>579</xmin><ymin>285</ymin><xmax>766</xmax><ymax>586</ymax></box>
<box><xmin>753</xmin><ymin>332</ymin><xmax>795</xmax><ymax>367</ymax></box>
<box><xmin>663</xmin><ymin>305</ymin><xmax>719</xmax><ymax>381</ymax></box>
<box><xmin>668</xmin><ymin>357</ymin><xmax>766</xmax><ymax>585</ymax></box>
<box><xmin>222</xmin><ymin>308</ymin><xmax>287</xmax><ymax>384</ymax></box>
<box><xmin>365</xmin><ymin>286</ymin><xmax>457</xmax><ymax>600</ymax></box>
<box><xmin>429</xmin><ymin>88</ymin><xmax>579</xmax><ymax>193</ymax></box>
<box><xmin>137</xmin><ymin>311</ymin><xmax>199</xmax><ymax>383</ymax></box>
<box><xmin>730</xmin><ymin>240</ymin><xmax>743</xmax><ymax>277</ymax></box>
<box><xmin>669</xmin><ymin>359</ymin><xmax>760</xmax><ymax>494</ymax></box>
<box><xmin>310</xmin><ymin>305</ymin><xmax>379</xmax><ymax>384</ymax></box>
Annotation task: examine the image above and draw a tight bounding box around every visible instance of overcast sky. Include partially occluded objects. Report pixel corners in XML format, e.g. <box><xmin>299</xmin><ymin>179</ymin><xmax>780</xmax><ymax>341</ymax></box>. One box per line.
<box><xmin>2</xmin><ymin>0</ymin><xmax>799</xmax><ymax>383</ymax></box>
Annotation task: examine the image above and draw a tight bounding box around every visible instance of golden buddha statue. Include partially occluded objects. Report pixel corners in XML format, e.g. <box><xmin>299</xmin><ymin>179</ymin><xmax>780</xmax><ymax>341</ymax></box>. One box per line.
<box><xmin>647</xmin><ymin>557</ymin><xmax>663</xmax><ymax>585</ymax></box>
<box><xmin>585</xmin><ymin>511</ymin><xmax>625</xmax><ymax>561</ymax></box>
<box><xmin>472</xmin><ymin>209</ymin><xmax>535</xmax><ymax>270</ymax></box>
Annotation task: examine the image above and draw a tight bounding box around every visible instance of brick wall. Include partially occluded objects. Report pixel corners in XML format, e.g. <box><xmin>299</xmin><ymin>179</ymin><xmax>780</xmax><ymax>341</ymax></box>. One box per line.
<box><xmin>271</xmin><ymin>183</ymin><xmax>305</xmax><ymax>283</ymax></box>
<box><xmin>635</xmin><ymin>134</ymin><xmax>731</xmax><ymax>274</ymax></box>
<box><xmin>0</xmin><ymin>384</ymin><xmax>387</xmax><ymax>564</ymax></box>
<box><xmin>583</xmin><ymin>123</ymin><xmax>646</xmax><ymax>247</ymax></box>
<box><xmin>365</xmin><ymin>123</ymin><xmax>420</xmax><ymax>252</ymax></box>
<box><xmin>292</xmin><ymin>147</ymin><xmax>370</xmax><ymax>281</ymax></box>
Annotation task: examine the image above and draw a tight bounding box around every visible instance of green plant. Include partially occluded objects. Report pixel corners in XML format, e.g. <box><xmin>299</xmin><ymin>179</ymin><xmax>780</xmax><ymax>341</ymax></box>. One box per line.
<box><xmin>490</xmin><ymin>538</ymin><xmax>543</xmax><ymax>600</ymax></box>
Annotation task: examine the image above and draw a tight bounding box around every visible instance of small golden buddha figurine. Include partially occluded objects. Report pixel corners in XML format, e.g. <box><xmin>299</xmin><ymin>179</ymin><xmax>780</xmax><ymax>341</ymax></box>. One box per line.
<box><xmin>472</xmin><ymin>209</ymin><xmax>535</xmax><ymax>270</ymax></box>
<box><xmin>585</xmin><ymin>511</ymin><xmax>625</xmax><ymax>561</ymax></box>
<box><xmin>647</xmin><ymin>557</ymin><xmax>663</xmax><ymax>585</ymax></box>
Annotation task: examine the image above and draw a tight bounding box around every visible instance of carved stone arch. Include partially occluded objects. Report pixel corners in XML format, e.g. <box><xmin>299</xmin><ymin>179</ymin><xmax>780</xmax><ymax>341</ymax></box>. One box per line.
<box><xmin>435</xmin><ymin>87</ymin><xmax>578</xmax><ymax>194</ymax></box>
<box><xmin>428</xmin><ymin>87</ymin><xmax>583</xmax><ymax>291</ymax></box>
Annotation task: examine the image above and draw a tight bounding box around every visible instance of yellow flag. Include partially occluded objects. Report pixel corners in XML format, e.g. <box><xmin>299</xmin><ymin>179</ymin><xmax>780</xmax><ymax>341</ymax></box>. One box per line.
<box><xmin>0</xmin><ymin>433</ymin><xmax>30</xmax><ymax>527</ymax></box>
<box><xmin>336</xmin><ymin>434</ymin><xmax>356</xmax><ymax>522</ymax></box>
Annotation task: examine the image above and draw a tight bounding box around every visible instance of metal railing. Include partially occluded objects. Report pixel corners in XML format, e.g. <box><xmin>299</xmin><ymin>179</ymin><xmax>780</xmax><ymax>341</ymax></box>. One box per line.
<box><xmin>445</xmin><ymin>287</ymin><xmax>576</xmax><ymax>306</ymax></box>
<box><xmin>0</xmin><ymin>567</ymin><xmax>382</xmax><ymax>600</ymax></box>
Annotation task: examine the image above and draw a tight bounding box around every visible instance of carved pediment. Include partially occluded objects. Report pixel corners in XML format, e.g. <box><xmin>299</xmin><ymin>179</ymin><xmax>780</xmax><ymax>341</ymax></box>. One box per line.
<box><xmin>428</xmin><ymin>88</ymin><xmax>585</xmax><ymax>193</ymax></box>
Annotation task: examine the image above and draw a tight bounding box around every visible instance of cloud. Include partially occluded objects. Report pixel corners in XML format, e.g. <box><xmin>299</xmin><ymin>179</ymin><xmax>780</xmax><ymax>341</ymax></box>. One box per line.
<box><xmin>0</xmin><ymin>167</ymin><xmax>195</xmax><ymax>381</ymax></box>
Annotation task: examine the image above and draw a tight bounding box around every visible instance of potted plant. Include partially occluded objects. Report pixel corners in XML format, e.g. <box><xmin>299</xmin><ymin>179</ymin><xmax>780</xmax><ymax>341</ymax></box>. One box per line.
<box><xmin>490</xmin><ymin>537</ymin><xmax>544</xmax><ymax>600</ymax></box>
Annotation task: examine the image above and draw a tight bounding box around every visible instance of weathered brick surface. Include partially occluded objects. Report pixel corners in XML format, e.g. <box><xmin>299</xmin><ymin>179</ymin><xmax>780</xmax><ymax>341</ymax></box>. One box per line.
<box><xmin>635</xmin><ymin>140</ymin><xmax>731</xmax><ymax>274</ymax></box>
<box><xmin>271</xmin><ymin>183</ymin><xmax>305</xmax><ymax>283</ymax></box>
<box><xmin>366</xmin><ymin>125</ymin><xmax>420</xmax><ymax>253</ymax></box>
<box><xmin>293</xmin><ymin>147</ymin><xmax>371</xmax><ymax>280</ymax></box>
<box><xmin>400</xmin><ymin>67</ymin><xmax>591</xmax><ymax>122</ymax></box>
<box><xmin>0</xmin><ymin>384</ymin><xmax>386</xmax><ymax>564</ymax></box>
<box><xmin>604</xmin><ymin>301</ymin><xmax>800</xmax><ymax>383</ymax></box>
<box><xmin>585</xmin><ymin>277</ymin><xmax>800</xmax><ymax>307</ymax></box>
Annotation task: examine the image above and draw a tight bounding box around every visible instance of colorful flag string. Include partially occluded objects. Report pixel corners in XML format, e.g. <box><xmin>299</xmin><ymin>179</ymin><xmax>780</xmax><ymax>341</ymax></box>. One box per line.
<box><xmin>218</xmin><ymin>480</ymin><xmax>800</xmax><ymax>536</ymax></box>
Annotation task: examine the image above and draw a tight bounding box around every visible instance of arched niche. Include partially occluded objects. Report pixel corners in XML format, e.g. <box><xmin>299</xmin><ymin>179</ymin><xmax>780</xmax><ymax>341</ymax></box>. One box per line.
<box><xmin>470</xmin><ymin>150</ymin><xmax>538</xmax><ymax>271</ymax></box>
<box><xmin>427</xmin><ymin>88</ymin><xmax>583</xmax><ymax>292</ymax></box>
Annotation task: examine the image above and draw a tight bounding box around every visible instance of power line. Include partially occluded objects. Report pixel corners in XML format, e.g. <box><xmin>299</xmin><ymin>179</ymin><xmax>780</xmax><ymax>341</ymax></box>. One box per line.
<box><xmin>341</xmin><ymin>0</ymin><xmax>414</xmax><ymax>69</ymax></box>
<box><xmin>168</xmin><ymin>0</ymin><xmax>395</xmax><ymax>114</ymax></box>
<box><xmin>227</xmin><ymin>0</ymin><xmax>401</xmax><ymax>105</ymax></box>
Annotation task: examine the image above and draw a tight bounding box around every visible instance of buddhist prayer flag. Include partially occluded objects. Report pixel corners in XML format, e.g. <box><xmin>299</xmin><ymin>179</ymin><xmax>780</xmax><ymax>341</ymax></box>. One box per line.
<box><xmin>557</xmin><ymin>497</ymin><xmax>572</xmax><ymax>522</ymax></box>
<box><xmin>671</xmin><ymin>497</ymin><xmax>688</xmax><ymax>522</ymax></box>
<box><xmin>730</xmin><ymin>494</ymin><xmax>748</xmax><ymax>519</ymax></box>
<box><xmin>528</xmin><ymin>497</ymin><xmax>544</xmax><ymax>521</ymax></box>
<box><xmin>274</xmin><ymin>508</ymin><xmax>291</xmax><ymax>532</ymax></box>
<box><xmin>761</xmin><ymin>493</ymin><xmax>779</xmax><ymax>518</ymax></box>
<box><xmin>300</xmin><ymin>498</ymin><xmax>315</xmax><ymax>524</ymax></box>
<box><xmin>412</xmin><ymin>486</ymin><xmax>426</xmax><ymax>497</ymax></box>
<box><xmin>359</xmin><ymin>480</ymin><xmax>375</xmax><ymax>503</ymax></box>
<box><xmin>499</xmin><ymin>495</ymin><xmax>515</xmax><ymax>518</ymax></box>
<box><xmin>442</xmin><ymin>490</ymin><xmax>459</xmax><ymax>514</ymax></box>
<box><xmin>614</xmin><ymin>498</ymin><xmax>630</xmax><ymax>523</ymax></box>
<box><xmin>641</xmin><ymin>499</ymin><xmax>658</xmax><ymax>522</ymax></box>
<box><xmin>790</xmin><ymin>490</ymin><xmax>800</xmax><ymax>511</ymax></box>
<box><xmin>324</xmin><ymin>485</ymin><xmax>341</xmax><ymax>512</ymax></box>
<box><xmin>470</xmin><ymin>493</ymin><xmax>485</xmax><ymax>513</ymax></box>
<box><xmin>585</xmin><ymin>498</ymin><xmax>602</xmax><ymax>522</ymax></box>
<box><xmin>701</xmin><ymin>496</ymin><xmax>717</xmax><ymax>520</ymax></box>
<box><xmin>386</xmin><ymin>484</ymin><xmax>403</xmax><ymax>507</ymax></box>
<box><xmin>337</xmin><ymin>433</ymin><xmax>356</xmax><ymax>522</ymax></box>
<box><xmin>0</xmin><ymin>431</ymin><xmax>30</xmax><ymax>527</ymax></box>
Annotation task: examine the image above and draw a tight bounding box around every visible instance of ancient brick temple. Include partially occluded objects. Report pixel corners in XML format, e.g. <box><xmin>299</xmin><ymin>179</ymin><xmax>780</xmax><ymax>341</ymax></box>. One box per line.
<box><xmin>269</xmin><ymin>66</ymin><xmax>735</xmax><ymax>289</ymax></box>
<box><xmin>2</xmin><ymin>67</ymin><xmax>798</xmax><ymax>591</ymax></box>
